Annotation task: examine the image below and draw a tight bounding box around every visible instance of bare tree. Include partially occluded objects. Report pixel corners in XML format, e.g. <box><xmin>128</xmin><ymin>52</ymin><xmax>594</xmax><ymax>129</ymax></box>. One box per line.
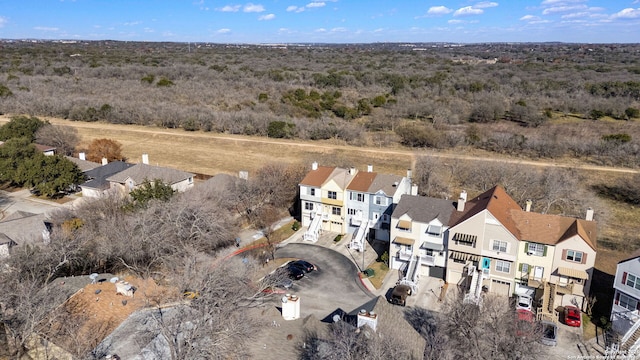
<box><xmin>35</xmin><ymin>124</ymin><xmax>79</xmax><ymax>156</ymax></box>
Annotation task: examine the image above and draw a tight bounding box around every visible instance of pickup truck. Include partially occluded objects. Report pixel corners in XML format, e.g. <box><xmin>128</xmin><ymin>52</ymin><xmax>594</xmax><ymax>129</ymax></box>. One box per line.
<box><xmin>389</xmin><ymin>284</ymin><xmax>412</xmax><ymax>306</ymax></box>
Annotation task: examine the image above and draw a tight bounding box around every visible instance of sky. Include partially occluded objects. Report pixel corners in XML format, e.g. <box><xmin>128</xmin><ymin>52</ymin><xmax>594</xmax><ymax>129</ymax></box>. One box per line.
<box><xmin>0</xmin><ymin>0</ymin><xmax>639</xmax><ymax>43</ymax></box>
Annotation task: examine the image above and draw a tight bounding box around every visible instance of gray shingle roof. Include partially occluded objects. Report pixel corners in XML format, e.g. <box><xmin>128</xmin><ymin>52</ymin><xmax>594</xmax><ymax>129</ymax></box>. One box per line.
<box><xmin>368</xmin><ymin>173</ymin><xmax>405</xmax><ymax>197</ymax></box>
<box><xmin>0</xmin><ymin>211</ymin><xmax>49</xmax><ymax>246</ymax></box>
<box><xmin>65</xmin><ymin>156</ymin><xmax>101</xmax><ymax>172</ymax></box>
<box><xmin>392</xmin><ymin>194</ymin><xmax>455</xmax><ymax>224</ymax></box>
<box><xmin>106</xmin><ymin>163</ymin><xmax>194</xmax><ymax>186</ymax></box>
<box><xmin>82</xmin><ymin>161</ymin><xmax>134</xmax><ymax>190</ymax></box>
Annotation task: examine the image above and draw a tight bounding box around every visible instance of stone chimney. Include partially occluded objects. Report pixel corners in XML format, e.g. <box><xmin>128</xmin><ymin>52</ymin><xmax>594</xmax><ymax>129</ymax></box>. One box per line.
<box><xmin>457</xmin><ymin>190</ymin><xmax>467</xmax><ymax>212</ymax></box>
<box><xmin>102</xmin><ymin>157</ymin><xmax>108</xmax><ymax>165</ymax></box>
<box><xmin>79</xmin><ymin>152</ymin><xmax>86</xmax><ymax>161</ymax></box>
<box><xmin>525</xmin><ymin>199</ymin><xmax>532</xmax><ymax>212</ymax></box>
<box><xmin>586</xmin><ymin>207</ymin><xmax>594</xmax><ymax>221</ymax></box>
<box><xmin>367</xmin><ymin>165</ymin><xmax>373</xmax><ymax>173</ymax></box>
<box><xmin>311</xmin><ymin>161</ymin><xmax>318</xmax><ymax>171</ymax></box>
<box><xmin>142</xmin><ymin>153</ymin><xmax>149</xmax><ymax>165</ymax></box>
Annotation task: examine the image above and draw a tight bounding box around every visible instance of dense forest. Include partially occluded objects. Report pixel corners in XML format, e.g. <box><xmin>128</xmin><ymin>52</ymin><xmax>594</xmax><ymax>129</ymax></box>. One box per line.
<box><xmin>1</xmin><ymin>40</ymin><xmax>639</xmax><ymax>167</ymax></box>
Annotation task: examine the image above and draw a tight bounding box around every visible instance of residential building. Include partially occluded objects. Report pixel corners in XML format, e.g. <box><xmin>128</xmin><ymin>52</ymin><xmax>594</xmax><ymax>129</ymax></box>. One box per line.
<box><xmin>106</xmin><ymin>155</ymin><xmax>194</xmax><ymax>194</ymax></box>
<box><xmin>390</xmin><ymin>194</ymin><xmax>454</xmax><ymax>280</ymax></box>
<box><xmin>445</xmin><ymin>186</ymin><xmax>597</xmax><ymax>311</ymax></box>
<box><xmin>299</xmin><ymin>162</ymin><xmax>357</xmax><ymax>241</ymax></box>
<box><xmin>0</xmin><ymin>211</ymin><xmax>51</xmax><ymax>257</ymax></box>
<box><xmin>80</xmin><ymin>161</ymin><xmax>134</xmax><ymax>198</ymax></box>
<box><xmin>345</xmin><ymin>165</ymin><xmax>413</xmax><ymax>249</ymax></box>
<box><xmin>611</xmin><ymin>249</ymin><xmax>640</xmax><ymax>342</ymax></box>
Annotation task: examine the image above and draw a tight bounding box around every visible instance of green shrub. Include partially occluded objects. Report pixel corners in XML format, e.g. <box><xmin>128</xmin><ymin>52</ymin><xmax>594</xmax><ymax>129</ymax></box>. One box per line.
<box><xmin>602</xmin><ymin>133</ymin><xmax>631</xmax><ymax>144</ymax></box>
<box><xmin>333</xmin><ymin>234</ymin><xmax>343</xmax><ymax>243</ymax></box>
<box><xmin>380</xmin><ymin>251</ymin><xmax>389</xmax><ymax>266</ymax></box>
<box><xmin>267</xmin><ymin>121</ymin><xmax>296</xmax><ymax>139</ymax></box>
<box><xmin>141</xmin><ymin>74</ymin><xmax>155</xmax><ymax>84</ymax></box>
<box><xmin>0</xmin><ymin>83</ymin><xmax>13</xmax><ymax>98</ymax></box>
<box><xmin>156</xmin><ymin>77</ymin><xmax>174</xmax><ymax>87</ymax></box>
<box><xmin>258</xmin><ymin>93</ymin><xmax>269</xmax><ymax>102</ymax></box>
<box><xmin>292</xmin><ymin>221</ymin><xmax>300</xmax><ymax>231</ymax></box>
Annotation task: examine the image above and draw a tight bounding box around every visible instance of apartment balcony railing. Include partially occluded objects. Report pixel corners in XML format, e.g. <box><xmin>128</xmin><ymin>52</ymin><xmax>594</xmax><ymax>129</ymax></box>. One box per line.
<box><xmin>398</xmin><ymin>251</ymin><xmax>412</xmax><ymax>261</ymax></box>
<box><xmin>420</xmin><ymin>255</ymin><xmax>436</xmax><ymax>267</ymax></box>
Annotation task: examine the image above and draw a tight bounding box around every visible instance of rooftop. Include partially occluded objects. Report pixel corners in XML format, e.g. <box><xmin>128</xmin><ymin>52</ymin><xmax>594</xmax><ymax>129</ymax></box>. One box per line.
<box><xmin>106</xmin><ymin>163</ymin><xmax>194</xmax><ymax>185</ymax></box>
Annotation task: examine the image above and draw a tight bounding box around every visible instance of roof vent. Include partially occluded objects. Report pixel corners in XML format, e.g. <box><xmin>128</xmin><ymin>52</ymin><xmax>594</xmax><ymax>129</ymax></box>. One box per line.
<box><xmin>89</xmin><ymin>273</ymin><xmax>99</xmax><ymax>284</ymax></box>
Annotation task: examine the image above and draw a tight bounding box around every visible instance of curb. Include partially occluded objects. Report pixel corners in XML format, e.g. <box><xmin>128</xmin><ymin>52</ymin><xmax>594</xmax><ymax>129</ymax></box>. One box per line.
<box><xmin>358</xmin><ymin>272</ymin><xmax>376</xmax><ymax>293</ymax></box>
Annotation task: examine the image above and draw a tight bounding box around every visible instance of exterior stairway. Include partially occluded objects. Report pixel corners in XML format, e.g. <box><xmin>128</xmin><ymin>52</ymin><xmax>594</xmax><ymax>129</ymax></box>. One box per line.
<box><xmin>537</xmin><ymin>281</ymin><xmax>557</xmax><ymax>322</ymax></box>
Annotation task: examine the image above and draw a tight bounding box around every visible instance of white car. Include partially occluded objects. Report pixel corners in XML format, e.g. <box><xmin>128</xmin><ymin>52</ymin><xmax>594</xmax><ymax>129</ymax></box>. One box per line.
<box><xmin>516</xmin><ymin>295</ymin><xmax>533</xmax><ymax>312</ymax></box>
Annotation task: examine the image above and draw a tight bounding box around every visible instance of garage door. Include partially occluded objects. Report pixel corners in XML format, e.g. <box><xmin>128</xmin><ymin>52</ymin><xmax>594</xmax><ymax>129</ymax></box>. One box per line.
<box><xmin>491</xmin><ymin>279</ymin><xmax>511</xmax><ymax>296</ymax></box>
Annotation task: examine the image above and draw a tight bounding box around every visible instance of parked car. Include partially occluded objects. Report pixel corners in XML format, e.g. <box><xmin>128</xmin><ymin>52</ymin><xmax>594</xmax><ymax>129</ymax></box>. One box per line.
<box><xmin>540</xmin><ymin>321</ymin><xmax>558</xmax><ymax>346</ymax></box>
<box><xmin>287</xmin><ymin>266</ymin><xmax>305</xmax><ymax>280</ymax></box>
<box><xmin>389</xmin><ymin>285</ymin><xmax>412</xmax><ymax>306</ymax></box>
<box><xmin>288</xmin><ymin>260</ymin><xmax>316</xmax><ymax>273</ymax></box>
<box><xmin>515</xmin><ymin>309</ymin><xmax>535</xmax><ymax>337</ymax></box>
<box><xmin>516</xmin><ymin>294</ymin><xmax>533</xmax><ymax>312</ymax></box>
<box><xmin>564</xmin><ymin>306</ymin><xmax>581</xmax><ymax>327</ymax></box>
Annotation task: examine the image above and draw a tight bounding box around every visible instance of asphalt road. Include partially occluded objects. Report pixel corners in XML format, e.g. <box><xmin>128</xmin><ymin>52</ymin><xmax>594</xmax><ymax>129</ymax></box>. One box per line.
<box><xmin>274</xmin><ymin>243</ymin><xmax>375</xmax><ymax>319</ymax></box>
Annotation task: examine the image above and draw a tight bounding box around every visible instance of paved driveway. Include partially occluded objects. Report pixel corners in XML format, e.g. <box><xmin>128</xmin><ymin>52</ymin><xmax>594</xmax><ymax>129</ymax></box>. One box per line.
<box><xmin>274</xmin><ymin>243</ymin><xmax>375</xmax><ymax>318</ymax></box>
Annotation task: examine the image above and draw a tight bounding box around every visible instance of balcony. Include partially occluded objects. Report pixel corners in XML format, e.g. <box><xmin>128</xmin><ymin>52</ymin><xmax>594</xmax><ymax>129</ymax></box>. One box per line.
<box><xmin>528</xmin><ymin>275</ymin><xmax>544</xmax><ymax>289</ymax></box>
<box><xmin>420</xmin><ymin>255</ymin><xmax>436</xmax><ymax>267</ymax></box>
<box><xmin>398</xmin><ymin>251</ymin><xmax>412</xmax><ymax>261</ymax></box>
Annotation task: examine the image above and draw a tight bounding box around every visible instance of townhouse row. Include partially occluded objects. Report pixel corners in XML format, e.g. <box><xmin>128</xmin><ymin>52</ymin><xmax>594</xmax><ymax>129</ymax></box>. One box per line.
<box><xmin>298</xmin><ymin>163</ymin><xmax>597</xmax><ymax>313</ymax></box>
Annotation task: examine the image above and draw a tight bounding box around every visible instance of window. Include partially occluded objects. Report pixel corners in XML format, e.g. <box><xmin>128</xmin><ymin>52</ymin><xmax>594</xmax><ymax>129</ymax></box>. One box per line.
<box><xmin>375</xmin><ymin>196</ymin><xmax>385</xmax><ymax>205</ymax></box>
<box><xmin>305</xmin><ymin>202</ymin><xmax>314</xmax><ymax>211</ymax></box>
<box><xmin>308</xmin><ymin>188</ymin><xmax>316</xmax><ymax>196</ymax></box>
<box><xmin>566</xmin><ymin>250</ymin><xmax>583</xmax><ymax>263</ymax></box>
<box><xmin>382</xmin><ymin>214</ymin><xmax>390</xmax><ymax>223</ymax></box>
<box><xmin>357</xmin><ymin>193</ymin><xmax>364</xmax><ymax>202</ymax></box>
<box><xmin>427</xmin><ymin>225</ymin><xmax>442</xmax><ymax>236</ymax></box>
<box><xmin>328</xmin><ymin>191</ymin><xmax>337</xmax><ymax>200</ymax></box>
<box><xmin>521</xmin><ymin>263</ymin><xmax>529</xmax><ymax>273</ymax></box>
<box><xmin>619</xmin><ymin>293</ymin><xmax>639</xmax><ymax>312</ymax></box>
<box><xmin>492</xmin><ymin>240</ymin><xmax>507</xmax><ymax>253</ymax></box>
<box><xmin>348</xmin><ymin>208</ymin><xmax>357</xmax><ymax>215</ymax></box>
<box><xmin>496</xmin><ymin>260</ymin><xmax>511</xmax><ymax>273</ymax></box>
<box><xmin>626</xmin><ymin>273</ymin><xmax>640</xmax><ymax>291</ymax></box>
<box><xmin>424</xmin><ymin>249</ymin><xmax>434</xmax><ymax>256</ymax></box>
<box><xmin>528</xmin><ymin>243</ymin><xmax>545</xmax><ymax>257</ymax></box>
<box><xmin>332</xmin><ymin>207</ymin><xmax>341</xmax><ymax>216</ymax></box>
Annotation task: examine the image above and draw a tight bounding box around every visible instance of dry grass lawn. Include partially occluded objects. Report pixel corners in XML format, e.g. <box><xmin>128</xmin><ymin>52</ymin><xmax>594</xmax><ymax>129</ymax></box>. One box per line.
<box><xmin>365</xmin><ymin>261</ymin><xmax>390</xmax><ymax>289</ymax></box>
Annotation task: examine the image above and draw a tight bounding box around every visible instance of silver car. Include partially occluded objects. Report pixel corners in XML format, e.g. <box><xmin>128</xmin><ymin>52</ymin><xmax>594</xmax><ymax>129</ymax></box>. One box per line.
<box><xmin>540</xmin><ymin>321</ymin><xmax>558</xmax><ymax>346</ymax></box>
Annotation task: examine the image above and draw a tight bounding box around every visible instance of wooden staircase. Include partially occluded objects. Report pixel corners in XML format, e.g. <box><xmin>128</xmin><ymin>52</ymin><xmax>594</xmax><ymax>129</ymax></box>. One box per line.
<box><xmin>537</xmin><ymin>281</ymin><xmax>558</xmax><ymax>322</ymax></box>
<box><xmin>621</xmin><ymin>325</ymin><xmax>640</xmax><ymax>353</ymax></box>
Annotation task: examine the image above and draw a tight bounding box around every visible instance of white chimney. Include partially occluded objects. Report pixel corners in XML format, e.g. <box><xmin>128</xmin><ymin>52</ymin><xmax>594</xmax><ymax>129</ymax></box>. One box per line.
<box><xmin>349</xmin><ymin>167</ymin><xmax>356</xmax><ymax>175</ymax></box>
<box><xmin>411</xmin><ymin>184</ymin><xmax>418</xmax><ymax>196</ymax></box>
<box><xmin>586</xmin><ymin>207</ymin><xmax>594</xmax><ymax>221</ymax></box>
<box><xmin>367</xmin><ymin>165</ymin><xmax>373</xmax><ymax>173</ymax></box>
<box><xmin>407</xmin><ymin>169</ymin><xmax>412</xmax><ymax>180</ymax></box>
<box><xmin>102</xmin><ymin>157</ymin><xmax>108</xmax><ymax>165</ymax></box>
<box><xmin>311</xmin><ymin>161</ymin><xmax>318</xmax><ymax>171</ymax></box>
<box><xmin>281</xmin><ymin>294</ymin><xmax>300</xmax><ymax>321</ymax></box>
<box><xmin>525</xmin><ymin>199</ymin><xmax>532</xmax><ymax>212</ymax></box>
<box><xmin>239</xmin><ymin>171</ymin><xmax>248</xmax><ymax>180</ymax></box>
<box><xmin>142</xmin><ymin>153</ymin><xmax>149</xmax><ymax>165</ymax></box>
<box><xmin>79</xmin><ymin>152</ymin><xmax>86</xmax><ymax>161</ymax></box>
<box><xmin>357</xmin><ymin>309</ymin><xmax>378</xmax><ymax>332</ymax></box>
<box><xmin>457</xmin><ymin>190</ymin><xmax>467</xmax><ymax>212</ymax></box>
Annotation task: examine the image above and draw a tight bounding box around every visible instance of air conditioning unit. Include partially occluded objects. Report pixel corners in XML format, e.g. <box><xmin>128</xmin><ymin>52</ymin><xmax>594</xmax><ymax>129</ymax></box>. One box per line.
<box><xmin>527</xmin><ymin>251</ymin><xmax>535</xmax><ymax>256</ymax></box>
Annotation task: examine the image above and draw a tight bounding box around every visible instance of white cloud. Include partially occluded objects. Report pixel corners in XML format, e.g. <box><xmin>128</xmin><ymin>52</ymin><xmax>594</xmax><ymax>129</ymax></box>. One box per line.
<box><xmin>287</xmin><ymin>5</ymin><xmax>304</xmax><ymax>12</ymax></box>
<box><xmin>307</xmin><ymin>2</ymin><xmax>325</xmax><ymax>8</ymax></box>
<box><xmin>259</xmin><ymin>13</ymin><xmax>275</xmax><ymax>20</ymax></box>
<box><xmin>143</xmin><ymin>27</ymin><xmax>154</xmax><ymax>33</ymax></box>
<box><xmin>217</xmin><ymin>28</ymin><xmax>231</xmax><ymax>34</ymax></box>
<box><xmin>474</xmin><ymin>2</ymin><xmax>498</xmax><ymax>9</ymax></box>
<box><xmin>0</xmin><ymin>17</ymin><xmax>6</xmax><ymax>28</ymax></box>
<box><xmin>330</xmin><ymin>27</ymin><xmax>347</xmax><ymax>32</ymax></box>
<box><xmin>315</xmin><ymin>28</ymin><xmax>327</xmax><ymax>32</ymax></box>
<box><xmin>520</xmin><ymin>14</ymin><xmax>540</xmax><ymax>21</ymax></box>
<box><xmin>244</xmin><ymin>3</ymin><xmax>265</xmax><ymax>12</ymax></box>
<box><xmin>541</xmin><ymin>0</ymin><xmax>585</xmax><ymax>4</ymax></box>
<box><xmin>542</xmin><ymin>5</ymin><xmax>587</xmax><ymax>14</ymax></box>
<box><xmin>453</xmin><ymin>6</ymin><xmax>483</xmax><ymax>16</ymax></box>
<box><xmin>34</xmin><ymin>26</ymin><xmax>59</xmax><ymax>31</ymax></box>
<box><xmin>219</xmin><ymin>5</ymin><xmax>241</xmax><ymax>12</ymax></box>
<box><xmin>427</xmin><ymin>6</ymin><xmax>452</xmax><ymax>15</ymax></box>
<box><xmin>448</xmin><ymin>19</ymin><xmax>465</xmax><ymax>24</ymax></box>
<box><xmin>611</xmin><ymin>8</ymin><xmax>640</xmax><ymax>19</ymax></box>
<box><xmin>123</xmin><ymin>21</ymin><xmax>141</xmax><ymax>26</ymax></box>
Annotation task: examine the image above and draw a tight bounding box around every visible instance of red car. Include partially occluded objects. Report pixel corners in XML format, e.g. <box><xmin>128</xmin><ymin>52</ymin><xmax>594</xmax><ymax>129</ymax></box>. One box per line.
<box><xmin>564</xmin><ymin>306</ymin><xmax>581</xmax><ymax>327</ymax></box>
<box><xmin>516</xmin><ymin>309</ymin><xmax>535</xmax><ymax>337</ymax></box>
